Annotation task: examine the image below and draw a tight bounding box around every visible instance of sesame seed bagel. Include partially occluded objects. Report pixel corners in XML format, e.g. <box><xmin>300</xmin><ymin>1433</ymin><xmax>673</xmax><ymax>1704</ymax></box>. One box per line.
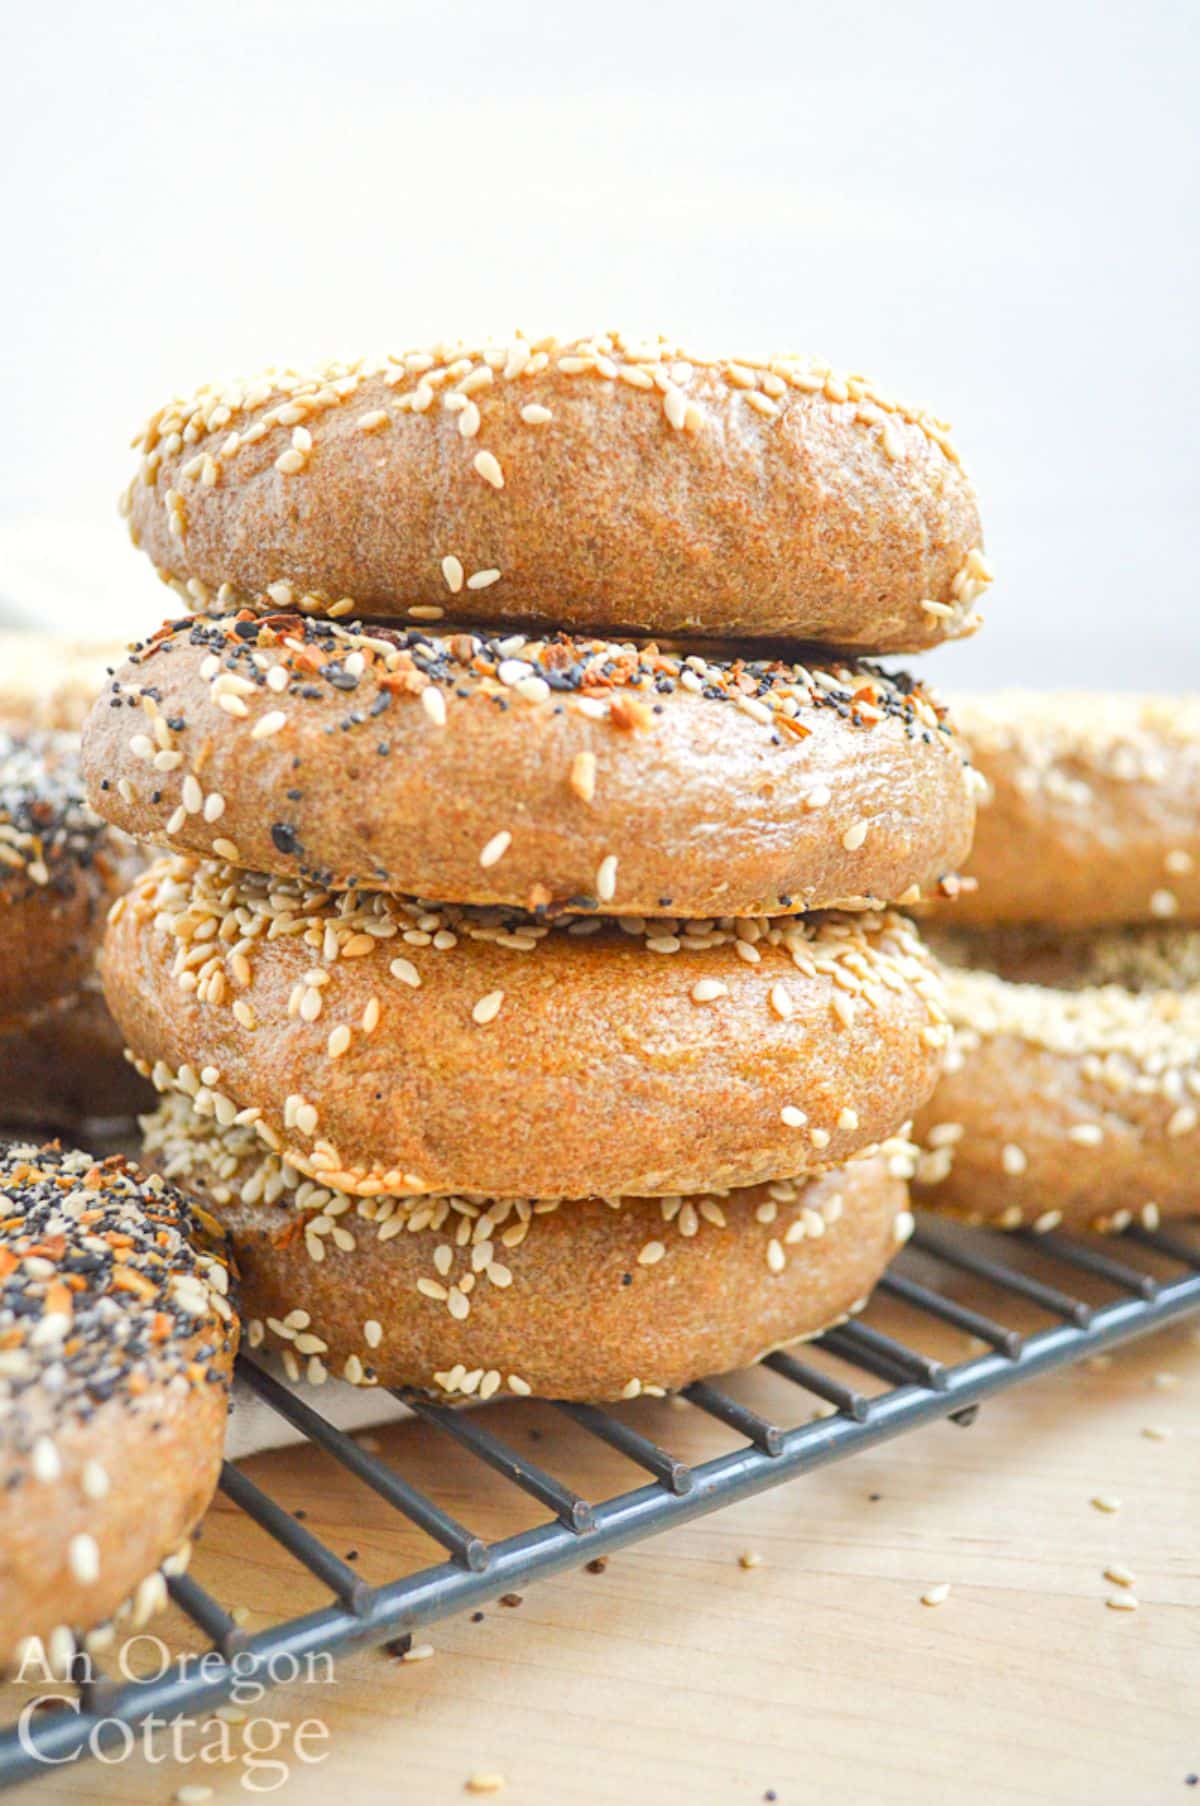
<box><xmin>929</xmin><ymin>693</ymin><xmax>1200</xmax><ymax>928</ymax></box>
<box><xmin>104</xmin><ymin>856</ymin><xmax>949</xmax><ymax>1200</ymax></box>
<box><xmin>125</xmin><ymin>334</ymin><xmax>990</xmax><ymax>653</ymax></box>
<box><xmin>0</xmin><ymin>987</ymin><xmax>152</xmax><ymax>1133</ymax></box>
<box><xmin>83</xmin><ymin>614</ymin><xmax>975</xmax><ymax>918</ymax></box>
<box><xmin>0</xmin><ymin>731</ymin><xmax>143</xmax><ymax>1019</ymax></box>
<box><xmin>913</xmin><ymin>925</ymin><xmax>1200</xmax><ymax>1232</ymax></box>
<box><xmin>0</xmin><ymin>1143</ymin><xmax>237</xmax><ymax>1672</ymax></box>
<box><xmin>142</xmin><ymin>1092</ymin><xmax>913</xmax><ymax>1401</ymax></box>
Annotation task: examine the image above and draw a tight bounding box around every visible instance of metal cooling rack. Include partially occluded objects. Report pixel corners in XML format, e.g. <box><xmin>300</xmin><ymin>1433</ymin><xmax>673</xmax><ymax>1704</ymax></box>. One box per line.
<box><xmin>3</xmin><ymin>1212</ymin><xmax>1199</xmax><ymax>1788</ymax></box>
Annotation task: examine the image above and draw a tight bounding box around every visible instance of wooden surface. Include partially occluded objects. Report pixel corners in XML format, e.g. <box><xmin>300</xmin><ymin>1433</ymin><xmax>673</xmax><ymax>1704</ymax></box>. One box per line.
<box><xmin>9</xmin><ymin>1277</ymin><xmax>1200</xmax><ymax>1805</ymax></box>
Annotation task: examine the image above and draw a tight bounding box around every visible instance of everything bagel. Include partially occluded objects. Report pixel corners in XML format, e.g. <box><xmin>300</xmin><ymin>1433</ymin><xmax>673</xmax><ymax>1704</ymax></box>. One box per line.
<box><xmin>0</xmin><ymin>1143</ymin><xmax>236</xmax><ymax>1672</ymax></box>
<box><xmin>83</xmin><ymin>614</ymin><xmax>976</xmax><ymax>918</ymax></box>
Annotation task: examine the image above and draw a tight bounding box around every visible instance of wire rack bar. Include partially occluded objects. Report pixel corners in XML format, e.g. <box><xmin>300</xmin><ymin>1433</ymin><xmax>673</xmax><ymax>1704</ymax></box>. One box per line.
<box><xmin>761</xmin><ymin>1349</ymin><xmax>871</xmax><ymax>1420</ymax></box>
<box><xmin>909</xmin><ymin>1223</ymin><xmax>1094</xmax><ymax>1324</ymax></box>
<box><xmin>875</xmin><ymin>1269</ymin><xmax>1024</xmax><ymax>1356</ymax></box>
<box><xmin>682</xmin><ymin>1379</ymin><xmax>783</xmax><ymax>1452</ymax></box>
<box><xmin>4</xmin><ymin>1221</ymin><xmax>1198</xmax><ymax>1788</ymax></box>
<box><xmin>397</xmin><ymin>1391</ymin><xmax>594</xmax><ymax>1531</ymax></box>
<box><xmin>554</xmin><ymin>1402</ymin><xmax>694</xmax><ymax>1495</ymax></box>
<box><xmin>237</xmin><ymin>1358</ymin><xmax>489</xmax><ymax>1571</ymax></box>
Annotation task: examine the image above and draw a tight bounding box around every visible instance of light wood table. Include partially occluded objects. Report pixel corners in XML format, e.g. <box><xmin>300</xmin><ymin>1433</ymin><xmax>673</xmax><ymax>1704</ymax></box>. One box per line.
<box><xmin>12</xmin><ymin>1295</ymin><xmax>1200</xmax><ymax>1805</ymax></box>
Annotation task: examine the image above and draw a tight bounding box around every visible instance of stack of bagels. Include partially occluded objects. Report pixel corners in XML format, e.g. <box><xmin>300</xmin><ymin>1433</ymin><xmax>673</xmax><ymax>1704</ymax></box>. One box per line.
<box><xmin>914</xmin><ymin>695</ymin><xmax>1200</xmax><ymax>1233</ymax></box>
<box><xmin>81</xmin><ymin>331</ymin><xmax>994</xmax><ymax>1403</ymax></box>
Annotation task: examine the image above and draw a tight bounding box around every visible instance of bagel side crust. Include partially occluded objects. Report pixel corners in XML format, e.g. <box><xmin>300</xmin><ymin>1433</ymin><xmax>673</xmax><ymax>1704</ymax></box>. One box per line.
<box><xmin>126</xmin><ymin>333</ymin><xmax>990</xmax><ymax>653</ymax></box>
<box><xmin>914</xmin><ymin>925</ymin><xmax>1200</xmax><ymax>1231</ymax></box>
<box><xmin>143</xmin><ymin>1093</ymin><xmax>914</xmax><ymax>1401</ymax></box>
<box><xmin>83</xmin><ymin>613</ymin><xmax>976</xmax><ymax>917</ymax></box>
<box><xmin>927</xmin><ymin>693</ymin><xmax>1200</xmax><ymax>928</ymax></box>
<box><xmin>105</xmin><ymin>856</ymin><xmax>950</xmax><ymax>1200</ymax></box>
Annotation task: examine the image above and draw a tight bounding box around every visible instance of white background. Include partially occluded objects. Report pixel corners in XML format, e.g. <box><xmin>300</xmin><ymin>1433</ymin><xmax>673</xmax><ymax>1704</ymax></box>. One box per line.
<box><xmin>4</xmin><ymin>0</ymin><xmax>1197</xmax><ymax>689</ymax></box>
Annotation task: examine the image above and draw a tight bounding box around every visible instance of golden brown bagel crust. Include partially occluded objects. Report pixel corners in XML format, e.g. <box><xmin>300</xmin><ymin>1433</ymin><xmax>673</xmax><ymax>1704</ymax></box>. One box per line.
<box><xmin>0</xmin><ymin>987</ymin><xmax>152</xmax><ymax>1132</ymax></box>
<box><xmin>929</xmin><ymin>693</ymin><xmax>1200</xmax><ymax>928</ymax></box>
<box><xmin>0</xmin><ymin>732</ymin><xmax>142</xmax><ymax>1019</ymax></box>
<box><xmin>125</xmin><ymin>334</ymin><xmax>990</xmax><ymax>653</ymax></box>
<box><xmin>0</xmin><ymin>1143</ymin><xmax>236</xmax><ymax>1668</ymax></box>
<box><xmin>913</xmin><ymin>926</ymin><xmax>1200</xmax><ymax>1231</ymax></box>
<box><xmin>0</xmin><ymin>636</ymin><xmax>128</xmax><ymax>734</ymax></box>
<box><xmin>83</xmin><ymin>614</ymin><xmax>975</xmax><ymax>918</ymax></box>
<box><xmin>142</xmin><ymin>1094</ymin><xmax>913</xmax><ymax>1401</ymax></box>
<box><xmin>105</xmin><ymin>857</ymin><xmax>949</xmax><ymax>1201</ymax></box>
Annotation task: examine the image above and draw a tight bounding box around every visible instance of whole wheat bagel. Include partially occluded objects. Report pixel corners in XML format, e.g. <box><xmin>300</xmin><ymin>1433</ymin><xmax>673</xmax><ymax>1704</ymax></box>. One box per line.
<box><xmin>83</xmin><ymin>613</ymin><xmax>976</xmax><ymax>918</ymax></box>
<box><xmin>929</xmin><ymin>694</ymin><xmax>1200</xmax><ymax>928</ymax></box>
<box><xmin>0</xmin><ymin>1142</ymin><xmax>236</xmax><ymax>1672</ymax></box>
<box><xmin>0</xmin><ymin>636</ymin><xmax>127</xmax><ymax>734</ymax></box>
<box><xmin>142</xmin><ymin>1092</ymin><xmax>914</xmax><ymax>1401</ymax></box>
<box><xmin>913</xmin><ymin>925</ymin><xmax>1200</xmax><ymax>1232</ymax></box>
<box><xmin>0</xmin><ymin>731</ymin><xmax>141</xmax><ymax>1019</ymax></box>
<box><xmin>0</xmin><ymin>986</ymin><xmax>151</xmax><ymax>1132</ymax></box>
<box><xmin>105</xmin><ymin>856</ymin><xmax>949</xmax><ymax>1201</ymax></box>
<box><xmin>125</xmin><ymin>334</ymin><xmax>990</xmax><ymax>653</ymax></box>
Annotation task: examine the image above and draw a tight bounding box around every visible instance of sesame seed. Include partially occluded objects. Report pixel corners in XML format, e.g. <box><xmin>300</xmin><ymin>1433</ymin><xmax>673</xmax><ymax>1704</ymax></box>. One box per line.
<box><xmin>569</xmin><ymin>750</ymin><xmax>597</xmax><ymax>803</ymax></box>
<box><xmin>1104</xmin><ymin>1564</ymin><xmax>1136</xmax><ymax>1588</ymax></box>
<box><xmin>68</xmin><ymin>1533</ymin><xmax>101</xmax><ymax>1585</ymax></box>
<box><xmin>1091</xmin><ymin>1495</ymin><xmax>1122</xmax><ymax>1513</ymax></box>
<box><xmin>327</xmin><ymin>1025</ymin><xmax>352</xmax><ymax>1059</ymax></box>
<box><xmin>595</xmin><ymin>854</ymin><xmax>618</xmax><ymax>902</ymax></box>
<box><xmin>521</xmin><ymin>403</ymin><xmax>552</xmax><ymax>424</ymax></box>
<box><xmin>739</xmin><ymin>1552</ymin><xmax>763</xmax><ymax>1570</ymax></box>
<box><xmin>473</xmin><ymin>990</ymin><xmax>504</xmax><ymax>1025</ymax></box>
<box><xmin>473</xmin><ymin>450</ymin><xmax>504</xmax><ymax>489</ymax></box>
<box><xmin>81</xmin><ymin>1461</ymin><xmax>109</xmax><ymax>1501</ymax></box>
<box><xmin>769</xmin><ymin>982</ymin><xmax>794</xmax><ymax>1019</ymax></box>
<box><xmin>780</xmin><ymin>1106</ymin><xmax>807</xmax><ymax>1128</ymax></box>
<box><xmin>401</xmin><ymin>1643</ymin><xmax>435</xmax><ymax>1662</ymax></box>
<box><xmin>441</xmin><ymin>555</ymin><xmax>465</xmax><ymax>593</ymax></box>
<box><xmin>32</xmin><ymin>1437</ymin><xmax>61</xmax><ymax>1483</ymax></box>
<box><xmin>421</xmin><ymin>685</ymin><xmax>448</xmax><ymax>727</ymax></box>
<box><xmin>250</xmin><ymin>710</ymin><xmax>287</xmax><ymax>741</ymax></box>
<box><xmin>389</xmin><ymin>958</ymin><xmax>421</xmax><ymax>987</ymax></box>
<box><xmin>638</xmin><ymin>1241</ymin><xmax>666</xmax><ymax>1266</ymax></box>
<box><xmin>691</xmin><ymin>978</ymin><xmax>728</xmax><ymax>1004</ymax></box>
<box><xmin>357</xmin><ymin>409</ymin><xmax>389</xmax><ymax>432</ymax></box>
<box><xmin>465</xmin><ymin>1777</ymin><xmax>506</xmax><ymax>1796</ymax></box>
<box><xmin>364</xmin><ymin>1320</ymin><xmax>383</xmax><ymax>1348</ymax></box>
<box><xmin>467</xmin><ymin>569</ymin><xmax>502</xmax><ymax>590</ymax></box>
<box><xmin>921</xmin><ymin>1583</ymin><xmax>951</xmax><ymax>1607</ymax></box>
<box><xmin>1105</xmin><ymin>1594</ymin><xmax>1139</xmax><ymax>1612</ymax></box>
<box><xmin>842</xmin><ymin>819</ymin><xmax>869</xmax><ymax>851</ymax></box>
<box><xmin>479</xmin><ymin>830</ymin><xmax>513</xmax><ymax>869</ymax></box>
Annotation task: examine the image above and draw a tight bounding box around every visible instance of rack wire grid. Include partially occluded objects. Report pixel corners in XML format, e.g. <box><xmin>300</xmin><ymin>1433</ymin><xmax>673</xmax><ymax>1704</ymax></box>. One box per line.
<box><xmin>3</xmin><ymin>1210</ymin><xmax>1199</xmax><ymax>1787</ymax></box>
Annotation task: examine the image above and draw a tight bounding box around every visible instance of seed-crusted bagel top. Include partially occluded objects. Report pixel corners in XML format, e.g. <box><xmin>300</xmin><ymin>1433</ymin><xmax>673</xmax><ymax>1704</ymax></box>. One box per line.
<box><xmin>124</xmin><ymin>332</ymin><xmax>991</xmax><ymax>652</ymax></box>
<box><xmin>929</xmin><ymin>692</ymin><xmax>1200</xmax><ymax>927</ymax></box>
<box><xmin>83</xmin><ymin>612</ymin><xmax>976</xmax><ymax>916</ymax></box>
<box><xmin>0</xmin><ymin>731</ymin><xmax>143</xmax><ymax>1019</ymax></box>
<box><xmin>913</xmin><ymin>925</ymin><xmax>1200</xmax><ymax>1233</ymax></box>
<box><xmin>0</xmin><ymin>1143</ymin><xmax>235</xmax><ymax>1448</ymax></box>
<box><xmin>0</xmin><ymin>1143</ymin><xmax>236</xmax><ymax>1666</ymax></box>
